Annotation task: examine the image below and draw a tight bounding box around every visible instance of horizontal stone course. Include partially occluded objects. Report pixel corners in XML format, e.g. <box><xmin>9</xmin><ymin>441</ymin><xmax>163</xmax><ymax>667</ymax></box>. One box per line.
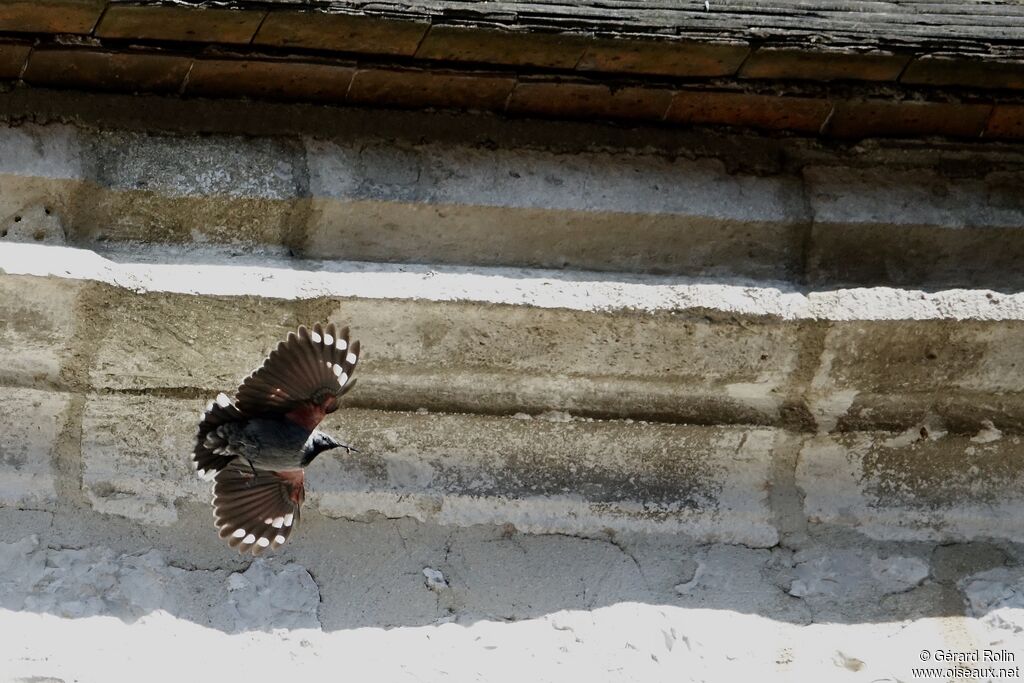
<box><xmin>5</xmin><ymin>247</ymin><xmax>1024</xmax><ymax>436</ymax></box>
<box><xmin>0</xmin><ymin>124</ymin><xmax>1020</xmax><ymax>286</ymax></box>
<box><xmin>12</xmin><ymin>385</ymin><xmax>1020</xmax><ymax>545</ymax></box>
<box><xmin>77</xmin><ymin>394</ymin><xmax>778</xmax><ymax>544</ymax></box>
<box><xmin>798</xmin><ymin>429</ymin><xmax>1024</xmax><ymax>543</ymax></box>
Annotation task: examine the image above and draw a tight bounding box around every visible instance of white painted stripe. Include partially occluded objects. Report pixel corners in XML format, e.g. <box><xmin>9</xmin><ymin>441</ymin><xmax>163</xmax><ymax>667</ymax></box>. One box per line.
<box><xmin>8</xmin><ymin>241</ymin><xmax>1024</xmax><ymax>321</ymax></box>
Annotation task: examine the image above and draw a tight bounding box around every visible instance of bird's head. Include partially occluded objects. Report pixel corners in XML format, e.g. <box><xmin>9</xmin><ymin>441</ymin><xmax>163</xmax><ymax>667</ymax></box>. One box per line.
<box><xmin>305</xmin><ymin>431</ymin><xmax>358</xmax><ymax>464</ymax></box>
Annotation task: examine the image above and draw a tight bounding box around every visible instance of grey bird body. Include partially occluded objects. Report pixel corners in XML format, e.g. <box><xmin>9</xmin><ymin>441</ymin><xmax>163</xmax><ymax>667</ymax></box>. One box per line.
<box><xmin>190</xmin><ymin>323</ymin><xmax>360</xmax><ymax>555</ymax></box>
<box><xmin>209</xmin><ymin>418</ymin><xmax>315</xmax><ymax>471</ymax></box>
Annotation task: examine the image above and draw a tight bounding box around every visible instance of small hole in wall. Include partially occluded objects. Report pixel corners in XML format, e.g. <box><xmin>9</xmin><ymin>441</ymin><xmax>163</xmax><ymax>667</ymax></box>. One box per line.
<box><xmin>13</xmin><ymin>215</ymin><xmax>21</xmax><ymax>222</ymax></box>
<box><xmin>33</xmin><ymin>230</ymin><xmax>45</xmax><ymax>241</ymax></box>
<box><xmin>44</xmin><ymin>207</ymin><xmax>52</xmax><ymax>215</ymax></box>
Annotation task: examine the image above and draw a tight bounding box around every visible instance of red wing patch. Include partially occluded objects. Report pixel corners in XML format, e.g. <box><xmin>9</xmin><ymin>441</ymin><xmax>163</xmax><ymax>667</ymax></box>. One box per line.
<box><xmin>276</xmin><ymin>469</ymin><xmax>306</xmax><ymax>506</ymax></box>
<box><xmin>284</xmin><ymin>401</ymin><xmax>331</xmax><ymax>432</ymax></box>
<box><xmin>234</xmin><ymin>322</ymin><xmax>360</xmax><ymax>426</ymax></box>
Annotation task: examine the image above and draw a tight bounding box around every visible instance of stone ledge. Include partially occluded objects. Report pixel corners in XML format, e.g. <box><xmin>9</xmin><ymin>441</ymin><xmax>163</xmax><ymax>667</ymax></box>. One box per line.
<box><xmin>5</xmin><ymin>246</ymin><xmax>1024</xmax><ymax>435</ymax></box>
<box><xmin>2</xmin><ymin>123</ymin><xmax>1023</xmax><ymax>287</ymax></box>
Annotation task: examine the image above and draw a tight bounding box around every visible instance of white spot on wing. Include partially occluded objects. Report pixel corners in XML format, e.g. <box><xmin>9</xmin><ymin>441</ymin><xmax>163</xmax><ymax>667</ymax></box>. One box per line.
<box><xmin>200</xmin><ymin>469</ymin><xmax>216</xmax><ymax>481</ymax></box>
<box><xmin>272</xmin><ymin>517</ymin><xmax>284</xmax><ymax>528</ymax></box>
<box><xmin>346</xmin><ymin>352</ymin><xmax>357</xmax><ymax>365</ymax></box>
<box><xmin>264</xmin><ymin>518</ymin><xmax>273</xmax><ymax>524</ymax></box>
<box><xmin>332</xmin><ymin>364</ymin><xmax>343</xmax><ymax>377</ymax></box>
<box><xmin>216</xmin><ymin>393</ymin><xmax>231</xmax><ymax>408</ymax></box>
<box><xmin>338</xmin><ymin>372</ymin><xmax>348</xmax><ymax>385</ymax></box>
<box><xmin>232</xmin><ymin>528</ymin><xmax>247</xmax><ymax>538</ymax></box>
<box><xmin>284</xmin><ymin>513</ymin><xmax>294</xmax><ymax>527</ymax></box>
<box><xmin>311</xmin><ymin>331</ymin><xmax>321</xmax><ymax>343</ymax></box>
<box><xmin>275</xmin><ymin>535</ymin><xmax>286</xmax><ymax>544</ymax></box>
<box><xmin>324</xmin><ymin>333</ymin><xmax>334</xmax><ymax>346</ymax></box>
<box><xmin>256</xmin><ymin>537</ymin><xmax>270</xmax><ymax>548</ymax></box>
<box><xmin>242</xmin><ymin>534</ymin><xmax>256</xmax><ymax>544</ymax></box>
<box><xmin>336</xmin><ymin>339</ymin><xmax>347</xmax><ymax>351</ymax></box>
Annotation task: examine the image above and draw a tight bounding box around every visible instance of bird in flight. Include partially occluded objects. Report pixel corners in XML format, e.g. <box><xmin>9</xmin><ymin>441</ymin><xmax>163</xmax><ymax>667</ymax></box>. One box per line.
<box><xmin>191</xmin><ymin>322</ymin><xmax>360</xmax><ymax>555</ymax></box>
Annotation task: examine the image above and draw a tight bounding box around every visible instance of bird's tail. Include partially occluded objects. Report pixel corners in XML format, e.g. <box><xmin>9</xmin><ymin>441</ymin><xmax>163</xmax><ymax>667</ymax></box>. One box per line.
<box><xmin>192</xmin><ymin>393</ymin><xmax>244</xmax><ymax>480</ymax></box>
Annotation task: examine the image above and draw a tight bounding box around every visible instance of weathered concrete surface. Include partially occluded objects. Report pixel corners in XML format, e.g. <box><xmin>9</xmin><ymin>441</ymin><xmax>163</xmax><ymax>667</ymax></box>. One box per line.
<box><xmin>2</xmin><ymin>110</ymin><xmax>1023</xmax><ymax>681</ymax></box>
<box><xmin>4</xmin><ymin>234</ymin><xmax>1024</xmax><ymax>544</ymax></box>
<box><xmin>6</xmin><ymin>242</ymin><xmax>1024</xmax><ymax>436</ymax></box>
<box><xmin>0</xmin><ymin>534</ymin><xmax>320</xmax><ymax>629</ymax></box>
<box><xmin>0</xmin><ymin>123</ymin><xmax>1023</xmax><ymax>286</ymax></box>
<box><xmin>80</xmin><ymin>393</ymin><xmax>777</xmax><ymax>544</ymax></box>
<box><xmin>72</xmin><ymin>390</ymin><xmax>1024</xmax><ymax>546</ymax></box>
<box><xmin>303</xmin><ymin>138</ymin><xmax>806</xmax><ymax>277</ymax></box>
<box><xmin>1</xmin><ymin>506</ymin><xmax>1023</xmax><ymax>683</ymax></box>
<box><xmin>73</xmin><ymin>130</ymin><xmax>305</xmax><ymax>247</ymax></box>
<box><xmin>798</xmin><ymin>428</ymin><xmax>1024</xmax><ymax>543</ymax></box>
<box><xmin>0</xmin><ymin>388</ymin><xmax>66</xmax><ymax>508</ymax></box>
<box><xmin>81</xmin><ymin>394</ymin><xmax>208</xmax><ymax>526</ymax></box>
<box><xmin>7</xmin><ymin>245</ymin><xmax>1024</xmax><ymax>436</ymax></box>
<box><xmin>805</xmin><ymin>166</ymin><xmax>1024</xmax><ymax>288</ymax></box>
<box><xmin>0</xmin><ymin>275</ymin><xmax>81</xmax><ymax>388</ymax></box>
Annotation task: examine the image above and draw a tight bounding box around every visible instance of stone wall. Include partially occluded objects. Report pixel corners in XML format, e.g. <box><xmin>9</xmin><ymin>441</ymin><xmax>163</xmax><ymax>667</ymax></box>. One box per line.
<box><xmin>2</xmin><ymin>98</ymin><xmax>1024</xmax><ymax>681</ymax></box>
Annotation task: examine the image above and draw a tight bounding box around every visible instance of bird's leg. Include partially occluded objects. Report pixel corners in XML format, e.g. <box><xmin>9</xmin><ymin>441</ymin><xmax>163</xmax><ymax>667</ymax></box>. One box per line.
<box><xmin>245</xmin><ymin>458</ymin><xmax>258</xmax><ymax>484</ymax></box>
<box><xmin>341</xmin><ymin>443</ymin><xmax>359</xmax><ymax>454</ymax></box>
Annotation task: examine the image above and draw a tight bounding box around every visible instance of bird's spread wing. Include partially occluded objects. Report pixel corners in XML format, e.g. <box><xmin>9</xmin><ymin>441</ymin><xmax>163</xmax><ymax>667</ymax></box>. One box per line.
<box><xmin>235</xmin><ymin>322</ymin><xmax>360</xmax><ymax>430</ymax></box>
<box><xmin>213</xmin><ymin>461</ymin><xmax>304</xmax><ymax>556</ymax></box>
